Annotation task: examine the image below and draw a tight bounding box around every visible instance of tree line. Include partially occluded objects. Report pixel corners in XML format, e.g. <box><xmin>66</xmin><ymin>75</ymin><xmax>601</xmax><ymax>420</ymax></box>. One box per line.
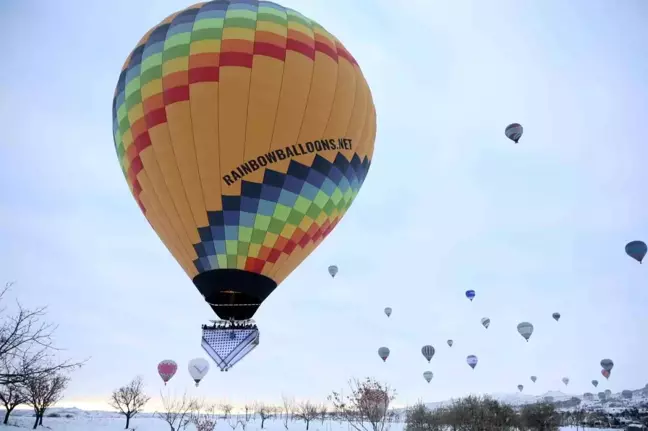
<box><xmin>0</xmin><ymin>282</ymin><xmax>85</xmax><ymax>429</ymax></box>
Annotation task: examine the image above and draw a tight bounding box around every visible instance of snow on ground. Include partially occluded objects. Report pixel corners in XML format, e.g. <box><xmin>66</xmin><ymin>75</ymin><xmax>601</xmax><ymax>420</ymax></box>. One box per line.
<box><xmin>0</xmin><ymin>416</ymin><xmax>619</xmax><ymax>431</ymax></box>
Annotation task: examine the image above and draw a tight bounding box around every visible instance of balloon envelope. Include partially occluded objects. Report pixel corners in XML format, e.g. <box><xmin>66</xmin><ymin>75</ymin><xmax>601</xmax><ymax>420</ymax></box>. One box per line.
<box><xmin>626</xmin><ymin>241</ymin><xmax>647</xmax><ymax>263</ymax></box>
<box><xmin>505</xmin><ymin>123</ymin><xmax>523</xmax><ymax>143</ymax></box>
<box><xmin>552</xmin><ymin>312</ymin><xmax>561</xmax><ymax>321</ymax></box>
<box><xmin>384</xmin><ymin>307</ymin><xmax>392</xmax><ymax>317</ymax></box>
<box><xmin>378</xmin><ymin>347</ymin><xmax>390</xmax><ymax>361</ymax></box>
<box><xmin>188</xmin><ymin>358</ymin><xmax>210</xmax><ymax>385</ymax></box>
<box><xmin>531</xmin><ymin>376</ymin><xmax>537</xmax><ymax>383</ymax></box>
<box><xmin>602</xmin><ymin>369</ymin><xmax>611</xmax><ymax>379</ymax></box>
<box><xmin>518</xmin><ymin>385</ymin><xmax>524</xmax><ymax>392</ymax></box>
<box><xmin>481</xmin><ymin>317</ymin><xmax>490</xmax><ymax>329</ymax></box>
<box><xmin>112</xmin><ymin>1</ymin><xmax>376</xmax><ymax>321</ymax></box>
<box><xmin>423</xmin><ymin>371</ymin><xmax>433</xmax><ymax>383</ymax></box>
<box><xmin>517</xmin><ymin>322</ymin><xmax>534</xmax><ymax>341</ymax></box>
<box><xmin>421</xmin><ymin>345</ymin><xmax>435</xmax><ymax>362</ymax></box>
<box><xmin>158</xmin><ymin>360</ymin><xmax>177</xmax><ymax>383</ymax></box>
<box><xmin>465</xmin><ymin>290</ymin><xmax>476</xmax><ymax>301</ymax></box>
<box><xmin>467</xmin><ymin>355</ymin><xmax>478</xmax><ymax>369</ymax></box>
<box><xmin>592</xmin><ymin>380</ymin><xmax>599</xmax><ymax>387</ymax></box>
<box><xmin>447</xmin><ymin>339</ymin><xmax>453</xmax><ymax>347</ymax></box>
<box><xmin>562</xmin><ymin>377</ymin><xmax>570</xmax><ymax>386</ymax></box>
<box><xmin>600</xmin><ymin>359</ymin><xmax>614</xmax><ymax>372</ymax></box>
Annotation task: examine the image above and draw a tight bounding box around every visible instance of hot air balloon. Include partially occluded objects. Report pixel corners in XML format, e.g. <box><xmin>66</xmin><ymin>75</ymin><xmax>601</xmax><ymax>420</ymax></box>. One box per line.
<box><xmin>531</xmin><ymin>376</ymin><xmax>537</xmax><ymax>383</ymax></box>
<box><xmin>421</xmin><ymin>345</ymin><xmax>435</xmax><ymax>363</ymax></box>
<box><xmin>602</xmin><ymin>369</ymin><xmax>611</xmax><ymax>379</ymax></box>
<box><xmin>562</xmin><ymin>377</ymin><xmax>570</xmax><ymax>386</ymax></box>
<box><xmin>158</xmin><ymin>360</ymin><xmax>177</xmax><ymax>385</ymax></box>
<box><xmin>625</xmin><ymin>241</ymin><xmax>647</xmax><ymax>263</ymax></box>
<box><xmin>384</xmin><ymin>307</ymin><xmax>392</xmax><ymax>318</ymax></box>
<box><xmin>328</xmin><ymin>265</ymin><xmax>338</xmax><ymax>278</ymax></box>
<box><xmin>505</xmin><ymin>123</ymin><xmax>523</xmax><ymax>143</ymax></box>
<box><xmin>423</xmin><ymin>371</ymin><xmax>433</xmax><ymax>383</ymax></box>
<box><xmin>552</xmin><ymin>312</ymin><xmax>561</xmax><ymax>321</ymax></box>
<box><xmin>188</xmin><ymin>357</ymin><xmax>210</xmax><ymax>387</ymax></box>
<box><xmin>466</xmin><ymin>290</ymin><xmax>476</xmax><ymax>302</ymax></box>
<box><xmin>378</xmin><ymin>347</ymin><xmax>390</xmax><ymax>362</ymax></box>
<box><xmin>481</xmin><ymin>317</ymin><xmax>490</xmax><ymax>329</ymax></box>
<box><xmin>517</xmin><ymin>322</ymin><xmax>534</xmax><ymax>341</ymax></box>
<box><xmin>518</xmin><ymin>385</ymin><xmax>524</xmax><ymax>392</ymax></box>
<box><xmin>605</xmin><ymin>389</ymin><xmax>612</xmax><ymax>397</ymax></box>
<box><xmin>447</xmin><ymin>339</ymin><xmax>453</xmax><ymax>347</ymax></box>
<box><xmin>592</xmin><ymin>380</ymin><xmax>599</xmax><ymax>388</ymax></box>
<box><xmin>600</xmin><ymin>359</ymin><xmax>614</xmax><ymax>372</ymax></box>
<box><xmin>598</xmin><ymin>392</ymin><xmax>606</xmax><ymax>401</ymax></box>
<box><xmin>112</xmin><ymin>1</ymin><xmax>376</xmax><ymax>371</ymax></box>
<box><xmin>467</xmin><ymin>355</ymin><xmax>478</xmax><ymax>369</ymax></box>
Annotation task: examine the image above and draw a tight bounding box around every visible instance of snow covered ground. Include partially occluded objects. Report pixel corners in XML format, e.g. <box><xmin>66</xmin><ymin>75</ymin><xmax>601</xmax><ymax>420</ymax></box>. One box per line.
<box><xmin>0</xmin><ymin>414</ymin><xmax>618</xmax><ymax>431</ymax></box>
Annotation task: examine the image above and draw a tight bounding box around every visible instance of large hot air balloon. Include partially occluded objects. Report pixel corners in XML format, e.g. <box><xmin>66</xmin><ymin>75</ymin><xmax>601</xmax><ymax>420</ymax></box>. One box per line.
<box><xmin>467</xmin><ymin>355</ymin><xmax>478</xmax><ymax>369</ymax></box>
<box><xmin>552</xmin><ymin>312</ymin><xmax>561</xmax><ymax>322</ymax></box>
<box><xmin>562</xmin><ymin>377</ymin><xmax>570</xmax><ymax>386</ymax></box>
<box><xmin>465</xmin><ymin>290</ymin><xmax>476</xmax><ymax>302</ymax></box>
<box><xmin>421</xmin><ymin>345</ymin><xmax>435</xmax><ymax>362</ymax></box>
<box><xmin>505</xmin><ymin>123</ymin><xmax>523</xmax><ymax>143</ymax></box>
<box><xmin>328</xmin><ymin>265</ymin><xmax>338</xmax><ymax>278</ymax></box>
<box><xmin>517</xmin><ymin>385</ymin><xmax>524</xmax><ymax>392</ymax></box>
<box><xmin>601</xmin><ymin>359</ymin><xmax>614</xmax><ymax>372</ymax></box>
<box><xmin>112</xmin><ymin>1</ymin><xmax>376</xmax><ymax>371</ymax></box>
<box><xmin>625</xmin><ymin>241</ymin><xmax>647</xmax><ymax>263</ymax></box>
<box><xmin>531</xmin><ymin>376</ymin><xmax>537</xmax><ymax>383</ymax></box>
<box><xmin>384</xmin><ymin>307</ymin><xmax>392</xmax><ymax>318</ymax></box>
<box><xmin>592</xmin><ymin>380</ymin><xmax>599</xmax><ymax>388</ymax></box>
<box><xmin>423</xmin><ymin>371</ymin><xmax>433</xmax><ymax>383</ymax></box>
<box><xmin>158</xmin><ymin>360</ymin><xmax>177</xmax><ymax>385</ymax></box>
<box><xmin>188</xmin><ymin>357</ymin><xmax>210</xmax><ymax>386</ymax></box>
<box><xmin>602</xmin><ymin>369</ymin><xmax>610</xmax><ymax>379</ymax></box>
<box><xmin>378</xmin><ymin>347</ymin><xmax>390</xmax><ymax>362</ymax></box>
<box><xmin>447</xmin><ymin>339</ymin><xmax>453</xmax><ymax>347</ymax></box>
<box><xmin>517</xmin><ymin>322</ymin><xmax>534</xmax><ymax>342</ymax></box>
<box><xmin>481</xmin><ymin>317</ymin><xmax>490</xmax><ymax>329</ymax></box>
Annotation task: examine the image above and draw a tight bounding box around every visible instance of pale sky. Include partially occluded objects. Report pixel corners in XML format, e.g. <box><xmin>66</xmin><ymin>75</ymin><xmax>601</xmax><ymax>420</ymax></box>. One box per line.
<box><xmin>1</xmin><ymin>0</ymin><xmax>648</xmax><ymax>412</ymax></box>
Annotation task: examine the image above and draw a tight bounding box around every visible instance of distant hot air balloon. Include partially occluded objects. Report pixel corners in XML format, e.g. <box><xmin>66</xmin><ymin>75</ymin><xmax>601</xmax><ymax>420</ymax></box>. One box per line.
<box><xmin>518</xmin><ymin>385</ymin><xmax>524</xmax><ymax>392</ymax></box>
<box><xmin>505</xmin><ymin>123</ymin><xmax>523</xmax><ymax>143</ymax></box>
<box><xmin>598</xmin><ymin>392</ymin><xmax>606</xmax><ymax>401</ymax></box>
<box><xmin>600</xmin><ymin>359</ymin><xmax>614</xmax><ymax>372</ymax></box>
<box><xmin>447</xmin><ymin>339</ymin><xmax>453</xmax><ymax>347</ymax></box>
<box><xmin>552</xmin><ymin>312</ymin><xmax>561</xmax><ymax>321</ymax></box>
<box><xmin>605</xmin><ymin>389</ymin><xmax>612</xmax><ymax>397</ymax></box>
<box><xmin>423</xmin><ymin>371</ymin><xmax>433</xmax><ymax>383</ymax></box>
<box><xmin>188</xmin><ymin>358</ymin><xmax>210</xmax><ymax>387</ymax></box>
<box><xmin>531</xmin><ymin>376</ymin><xmax>537</xmax><ymax>383</ymax></box>
<box><xmin>481</xmin><ymin>317</ymin><xmax>490</xmax><ymax>329</ymax></box>
<box><xmin>562</xmin><ymin>377</ymin><xmax>570</xmax><ymax>386</ymax></box>
<box><xmin>517</xmin><ymin>322</ymin><xmax>534</xmax><ymax>342</ymax></box>
<box><xmin>592</xmin><ymin>380</ymin><xmax>599</xmax><ymax>388</ymax></box>
<box><xmin>328</xmin><ymin>265</ymin><xmax>339</xmax><ymax>278</ymax></box>
<box><xmin>384</xmin><ymin>307</ymin><xmax>392</xmax><ymax>318</ymax></box>
<box><xmin>466</xmin><ymin>290</ymin><xmax>476</xmax><ymax>302</ymax></box>
<box><xmin>467</xmin><ymin>355</ymin><xmax>478</xmax><ymax>369</ymax></box>
<box><xmin>421</xmin><ymin>345</ymin><xmax>435</xmax><ymax>363</ymax></box>
<box><xmin>625</xmin><ymin>241</ymin><xmax>647</xmax><ymax>263</ymax></box>
<box><xmin>622</xmin><ymin>390</ymin><xmax>633</xmax><ymax>400</ymax></box>
<box><xmin>113</xmin><ymin>0</ymin><xmax>376</xmax><ymax>371</ymax></box>
<box><xmin>158</xmin><ymin>360</ymin><xmax>177</xmax><ymax>385</ymax></box>
<box><xmin>378</xmin><ymin>347</ymin><xmax>390</xmax><ymax>362</ymax></box>
<box><xmin>602</xmin><ymin>369</ymin><xmax>611</xmax><ymax>379</ymax></box>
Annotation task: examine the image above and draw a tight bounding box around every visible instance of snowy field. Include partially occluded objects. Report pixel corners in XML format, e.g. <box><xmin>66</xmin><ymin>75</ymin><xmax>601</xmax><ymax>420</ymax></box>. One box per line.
<box><xmin>0</xmin><ymin>414</ymin><xmax>617</xmax><ymax>431</ymax></box>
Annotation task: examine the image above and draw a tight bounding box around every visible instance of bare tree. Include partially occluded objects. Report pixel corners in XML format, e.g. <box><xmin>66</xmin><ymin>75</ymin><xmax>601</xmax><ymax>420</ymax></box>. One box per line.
<box><xmin>0</xmin><ymin>380</ymin><xmax>27</xmax><ymax>424</ymax></box>
<box><xmin>24</xmin><ymin>371</ymin><xmax>69</xmax><ymax>429</ymax></box>
<box><xmin>190</xmin><ymin>402</ymin><xmax>219</xmax><ymax>431</ymax></box>
<box><xmin>329</xmin><ymin>377</ymin><xmax>396</xmax><ymax>431</ymax></box>
<box><xmin>244</xmin><ymin>403</ymin><xmax>254</xmax><ymax>421</ymax></box>
<box><xmin>227</xmin><ymin>416</ymin><xmax>239</xmax><ymax>431</ymax></box>
<box><xmin>220</xmin><ymin>402</ymin><xmax>233</xmax><ymax>419</ymax></box>
<box><xmin>319</xmin><ymin>404</ymin><xmax>328</xmax><ymax>424</ymax></box>
<box><xmin>295</xmin><ymin>401</ymin><xmax>319</xmax><ymax>430</ymax></box>
<box><xmin>282</xmin><ymin>394</ymin><xmax>295</xmax><ymax>430</ymax></box>
<box><xmin>156</xmin><ymin>391</ymin><xmax>198</xmax><ymax>431</ymax></box>
<box><xmin>0</xmin><ymin>283</ymin><xmax>86</xmax><ymax>386</ymax></box>
<box><xmin>109</xmin><ymin>376</ymin><xmax>151</xmax><ymax>429</ymax></box>
<box><xmin>256</xmin><ymin>403</ymin><xmax>276</xmax><ymax>429</ymax></box>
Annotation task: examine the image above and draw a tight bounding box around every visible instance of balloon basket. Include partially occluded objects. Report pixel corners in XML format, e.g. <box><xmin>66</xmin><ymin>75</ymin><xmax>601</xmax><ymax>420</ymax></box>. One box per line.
<box><xmin>201</xmin><ymin>321</ymin><xmax>260</xmax><ymax>372</ymax></box>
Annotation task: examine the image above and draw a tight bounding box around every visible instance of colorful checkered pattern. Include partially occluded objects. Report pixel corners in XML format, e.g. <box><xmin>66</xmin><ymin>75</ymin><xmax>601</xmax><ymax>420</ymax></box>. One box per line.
<box><xmin>111</xmin><ymin>0</ymin><xmax>375</xmax><ymax>284</ymax></box>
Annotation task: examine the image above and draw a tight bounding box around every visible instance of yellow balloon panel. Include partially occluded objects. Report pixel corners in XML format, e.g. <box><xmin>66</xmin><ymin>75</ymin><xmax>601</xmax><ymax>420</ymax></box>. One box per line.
<box><xmin>112</xmin><ymin>1</ymin><xmax>375</xmax><ymax>288</ymax></box>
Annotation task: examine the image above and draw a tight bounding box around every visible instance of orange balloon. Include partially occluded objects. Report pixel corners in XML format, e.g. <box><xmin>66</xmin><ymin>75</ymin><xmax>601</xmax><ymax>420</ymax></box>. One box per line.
<box><xmin>112</xmin><ymin>1</ymin><xmax>376</xmax><ymax>320</ymax></box>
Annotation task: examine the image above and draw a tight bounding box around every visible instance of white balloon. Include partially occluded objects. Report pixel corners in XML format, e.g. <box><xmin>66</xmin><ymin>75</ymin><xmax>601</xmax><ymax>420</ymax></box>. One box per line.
<box><xmin>188</xmin><ymin>358</ymin><xmax>210</xmax><ymax>386</ymax></box>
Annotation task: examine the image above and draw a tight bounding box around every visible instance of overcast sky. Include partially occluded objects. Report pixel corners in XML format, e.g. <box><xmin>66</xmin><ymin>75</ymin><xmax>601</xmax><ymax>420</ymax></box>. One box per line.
<box><xmin>1</xmin><ymin>0</ymin><xmax>648</xmax><ymax>411</ymax></box>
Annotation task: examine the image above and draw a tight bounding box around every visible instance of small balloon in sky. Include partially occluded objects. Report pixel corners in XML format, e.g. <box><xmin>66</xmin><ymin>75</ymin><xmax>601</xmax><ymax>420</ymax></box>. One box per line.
<box><xmin>423</xmin><ymin>371</ymin><xmax>433</xmax><ymax>383</ymax></box>
<box><xmin>466</xmin><ymin>290</ymin><xmax>476</xmax><ymax>302</ymax></box>
<box><xmin>378</xmin><ymin>347</ymin><xmax>390</xmax><ymax>362</ymax></box>
<box><xmin>625</xmin><ymin>241</ymin><xmax>647</xmax><ymax>263</ymax></box>
<box><xmin>328</xmin><ymin>265</ymin><xmax>339</xmax><ymax>278</ymax></box>
<box><xmin>505</xmin><ymin>123</ymin><xmax>524</xmax><ymax>143</ymax></box>
<box><xmin>517</xmin><ymin>322</ymin><xmax>534</xmax><ymax>342</ymax></box>
<box><xmin>384</xmin><ymin>307</ymin><xmax>392</xmax><ymax>318</ymax></box>
<box><xmin>552</xmin><ymin>312</ymin><xmax>561</xmax><ymax>322</ymax></box>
